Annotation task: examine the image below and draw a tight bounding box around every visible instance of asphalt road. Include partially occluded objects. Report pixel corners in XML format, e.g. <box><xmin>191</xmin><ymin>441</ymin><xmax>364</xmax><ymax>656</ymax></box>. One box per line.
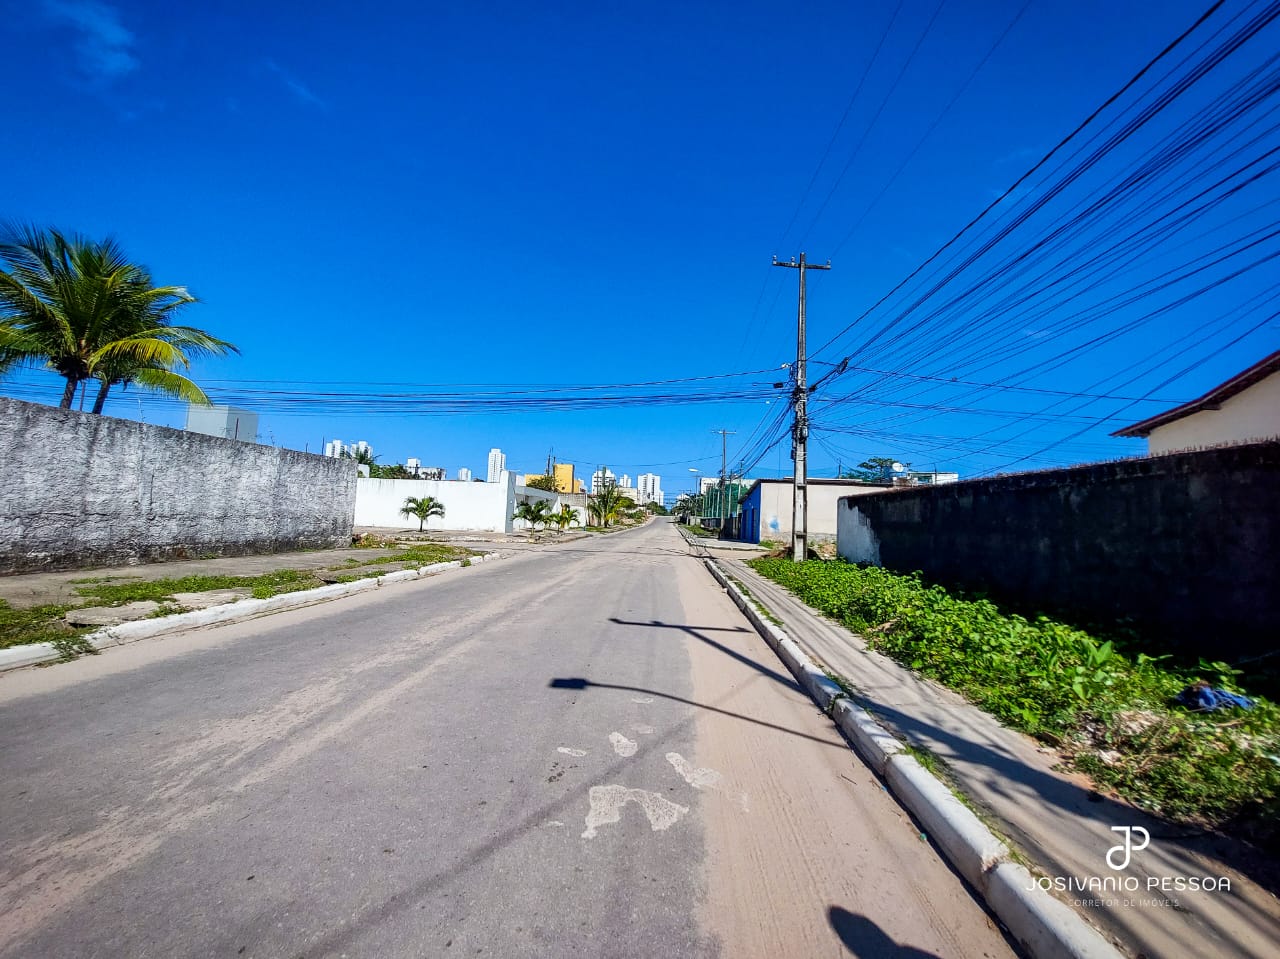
<box><xmin>0</xmin><ymin>520</ymin><xmax>1016</xmax><ymax>958</ymax></box>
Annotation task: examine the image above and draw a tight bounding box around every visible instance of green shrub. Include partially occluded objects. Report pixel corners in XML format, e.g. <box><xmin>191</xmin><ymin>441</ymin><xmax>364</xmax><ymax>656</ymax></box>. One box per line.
<box><xmin>749</xmin><ymin>558</ymin><xmax>1280</xmax><ymax>833</ymax></box>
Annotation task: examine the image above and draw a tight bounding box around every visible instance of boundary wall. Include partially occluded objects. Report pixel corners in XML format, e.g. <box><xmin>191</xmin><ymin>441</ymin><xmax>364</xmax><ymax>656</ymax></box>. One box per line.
<box><xmin>0</xmin><ymin>398</ymin><xmax>357</xmax><ymax>573</ymax></box>
<box><xmin>837</xmin><ymin>442</ymin><xmax>1280</xmax><ymax>661</ymax></box>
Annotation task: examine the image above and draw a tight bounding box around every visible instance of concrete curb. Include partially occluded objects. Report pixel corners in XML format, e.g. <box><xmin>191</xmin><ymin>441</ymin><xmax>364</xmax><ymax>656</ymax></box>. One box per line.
<box><xmin>704</xmin><ymin>558</ymin><xmax>1121</xmax><ymax>959</ymax></box>
<box><xmin>0</xmin><ymin>551</ymin><xmax>504</xmax><ymax>673</ymax></box>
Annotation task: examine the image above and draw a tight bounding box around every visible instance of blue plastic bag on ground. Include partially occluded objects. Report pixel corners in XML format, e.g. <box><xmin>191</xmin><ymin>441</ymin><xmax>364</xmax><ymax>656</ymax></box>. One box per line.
<box><xmin>1175</xmin><ymin>684</ymin><xmax>1254</xmax><ymax>712</ymax></box>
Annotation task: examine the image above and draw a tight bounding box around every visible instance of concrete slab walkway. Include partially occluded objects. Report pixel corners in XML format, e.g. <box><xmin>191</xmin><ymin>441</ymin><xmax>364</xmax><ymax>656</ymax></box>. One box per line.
<box><xmin>724</xmin><ymin>557</ymin><xmax>1280</xmax><ymax>959</ymax></box>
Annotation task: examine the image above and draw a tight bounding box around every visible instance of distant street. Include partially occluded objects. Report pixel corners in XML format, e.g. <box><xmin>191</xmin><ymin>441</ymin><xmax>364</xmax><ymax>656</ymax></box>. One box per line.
<box><xmin>0</xmin><ymin>520</ymin><xmax>1014</xmax><ymax>958</ymax></box>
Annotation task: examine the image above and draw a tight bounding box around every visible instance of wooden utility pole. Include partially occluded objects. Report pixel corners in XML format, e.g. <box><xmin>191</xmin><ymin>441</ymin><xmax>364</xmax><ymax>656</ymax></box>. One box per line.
<box><xmin>773</xmin><ymin>252</ymin><xmax>830</xmax><ymax>560</ymax></box>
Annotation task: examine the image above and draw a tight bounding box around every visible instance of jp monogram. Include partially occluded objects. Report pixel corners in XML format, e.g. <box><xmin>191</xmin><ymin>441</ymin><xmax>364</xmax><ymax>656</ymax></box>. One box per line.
<box><xmin>1106</xmin><ymin>826</ymin><xmax>1150</xmax><ymax>870</ymax></box>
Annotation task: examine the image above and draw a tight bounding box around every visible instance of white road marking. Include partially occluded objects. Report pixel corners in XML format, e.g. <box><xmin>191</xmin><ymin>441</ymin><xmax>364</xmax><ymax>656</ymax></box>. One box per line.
<box><xmin>557</xmin><ymin>747</ymin><xmax>587</xmax><ymax>757</ymax></box>
<box><xmin>630</xmin><ymin>724</ymin><xmax>655</xmax><ymax>734</ymax></box>
<box><xmin>581</xmin><ymin>786</ymin><xmax>689</xmax><ymax>839</ymax></box>
<box><xmin>630</xmin><ymin>697</ymin><xmax>654</xmax><ymax>704</ymax></box>
<box><xmin>609</xmin><ymin>732</ymin><xmax>638</xmax><ymax>757</ymax></box>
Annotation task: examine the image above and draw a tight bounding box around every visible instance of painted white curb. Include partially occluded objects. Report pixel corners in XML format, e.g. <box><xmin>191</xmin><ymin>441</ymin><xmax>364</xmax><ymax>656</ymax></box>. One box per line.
<box><xmin>0</xmin><ymin>552</ymin><xmax>503</xmax><ymax>673</ymax></box>
<box><xmin>986</xmin><ymin>862</ymin><xmax>1122</xmax><ymax>959</ymax></box>
<box><xmin>704</xmin><ymin>558</ymin><xmax>1120</xmax><ymax>959</ymax></box>
<box><xmin>833</xmin><ymin>698</ymin><xmax>904</xmax><ymax>775</ymax></box>
<box><xmin>885</xmin><ymin>752</ymin><xmax>1010</xmax><ymax>893</ymax></box>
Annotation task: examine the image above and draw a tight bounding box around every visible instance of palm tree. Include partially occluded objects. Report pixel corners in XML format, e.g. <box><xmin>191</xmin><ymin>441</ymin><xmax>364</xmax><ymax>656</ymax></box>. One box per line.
<box><xmin>588</xmin><ymin>481</ymin><xmax>626</xmax><ymax>528</ymax></box>
<box><xmin>0</xmin><ymin>224</ymin><xmax>236</xmax><ymax>411</ymax></box>
<box><xmin>549</xmin><ymin>504</ymin><xmax>580</xmax><ymax>532</ymax></box>
<box><xmin>513</xmin><ymin>499</ymin><xmax>552</xmax><ymax>534</ymax></box>
<box><xmin>400</xmin><ymin>495</ymin><xmax>445</xmax><ymax>531</ymax></box>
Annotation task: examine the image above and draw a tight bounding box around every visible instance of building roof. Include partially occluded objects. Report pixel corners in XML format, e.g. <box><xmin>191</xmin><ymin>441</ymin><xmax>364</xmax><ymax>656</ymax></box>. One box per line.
<box><xmin>1111</xmin><ymin>348</ymin><xmax>1280</xmax><ymax>438</ymax></box>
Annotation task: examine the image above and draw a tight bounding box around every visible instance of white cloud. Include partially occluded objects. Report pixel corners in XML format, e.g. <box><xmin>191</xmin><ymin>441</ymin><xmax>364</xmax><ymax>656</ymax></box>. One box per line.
<box><xmin>264</xmin><ymin>58</ymin><xmax>326</xmax><ymax>108</ymax></box>
<box><xmin>43</xmin><ymin>0</ymin><xmax>139</xmax><ymax>80</ymax></box>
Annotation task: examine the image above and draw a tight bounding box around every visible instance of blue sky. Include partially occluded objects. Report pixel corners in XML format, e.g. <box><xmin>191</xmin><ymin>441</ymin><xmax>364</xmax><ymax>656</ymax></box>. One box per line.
<box><xmin>4</xmin><ymin>0</ymin><xmax>1277</xmax><ymax>494</ymax></box>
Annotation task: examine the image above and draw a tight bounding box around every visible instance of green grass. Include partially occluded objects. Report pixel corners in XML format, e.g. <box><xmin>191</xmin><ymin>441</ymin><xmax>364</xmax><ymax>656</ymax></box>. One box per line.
<box><xmin>0</xmin><ymin>601</ymin><xmax>87</xmax><ymax>652</ymax></box>
<box><xmin>352</xmin><ymin>544</ymin><xmax>469</xmax><ymax>567</ymax></box>
<box><xmin>73</xmin><ymin>569</ymin><xmax>325</xmax><ymax>605</ymax></box>
<box><xmin>0</xmin><ymin>544</ymin><xmax>479</xmax><ymax>656</ymax></box>
<box><xmin>749</xmin><ymin>557</ymin><xmax>1280</xmax><ymax>845</ymax></box>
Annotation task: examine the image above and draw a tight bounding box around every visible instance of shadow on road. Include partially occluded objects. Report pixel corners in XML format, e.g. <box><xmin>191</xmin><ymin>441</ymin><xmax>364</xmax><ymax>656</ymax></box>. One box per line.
<box><xmin>608</xmin><ymin>616</ymin><xmax>803</xmax><ymax>694</ymax></box>
<box><xmin>547</xmin><ymin>677</ymin><xmax>846</xmax><ymax>749</ymax></box>
<box><xmin>828</xmin><ymin>907</ymin><xmax>943</xmax><ymax>958</ymax></box>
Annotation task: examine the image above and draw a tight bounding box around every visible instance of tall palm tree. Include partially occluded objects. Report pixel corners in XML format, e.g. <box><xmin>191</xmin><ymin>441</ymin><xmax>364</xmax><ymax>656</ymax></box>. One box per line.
<box><xmin>0</xmin><ymin>224</ymin><xmax>236</xmax><ymax>411</ymax></box>
<box><xmin>588</xmin><ymin>482</ymin><xmax>626</xmax><ymax>528</ymax></box>
<box><xmin>400</xmin><ymin>495</ymin><xmax>445</xmax><ymax>531</ymax></box>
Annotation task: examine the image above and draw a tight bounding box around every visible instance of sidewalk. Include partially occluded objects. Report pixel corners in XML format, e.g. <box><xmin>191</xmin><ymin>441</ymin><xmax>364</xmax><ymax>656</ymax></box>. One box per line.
<box><xmin>0</xmin><ymin>529</ymin><xmax>585</xmax><ymax>611</ymax></box>
<box><xmin>724</xmin><ymin>557</ymin><xmax>1280</xmax><ymax>959</ymax></box>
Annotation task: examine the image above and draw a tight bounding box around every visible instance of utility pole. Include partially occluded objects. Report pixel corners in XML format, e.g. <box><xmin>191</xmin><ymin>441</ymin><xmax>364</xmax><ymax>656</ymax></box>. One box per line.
<box><xmin>712</xmin><ymin>429</ymin><xmax>735</xmax><ymax>529</ymax></box>
<box><xmin>774</xmin><ymin>252</ymin><xmax>830</xmax><ymax>560</ymax></box>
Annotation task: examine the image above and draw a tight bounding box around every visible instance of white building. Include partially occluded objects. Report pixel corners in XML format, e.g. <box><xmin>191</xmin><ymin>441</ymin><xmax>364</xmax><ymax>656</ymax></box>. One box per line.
<box><xmin>739</xmin><ymin>478</ymin><xmax>893</xmax><ymax>545</ymax></box>
<box><xmin>185</xmin><ymin>405</ymin><xmax>258</xmax><ymax>443</ymax></box>
<box><xmin>487</xmin><ymin>448</ymin><xmax>507</xmax><ymax>483</ymax></box>
<box><xmin>1113</xmin><ymin>349</ymin><xmax>1280</xmax><ymax>454</ymax></box>
<box><xmin>637</xmin><ymin>473</ymin><xmax>664</xmax><ymax>506</ymax></box>
<box><xmin>620</xmin><ymin>474</ymin><xmax>632</xmax><ymax>489</ymax></box>
<box><xmin>406</xmin><ymin>457</ymin><xmax>421</xmax><ymax>473</ymax></box>
<box><xmin>590</xmin><ymin>468</ymin><xmax>617</xmax><ymax>494</ymax></box>
<box><xmin>458</xmin><ymin>467</ymin><xmax>473</xmax><ymax>482</ymax></box>
<box><xmin>324</xmin><ymin>439</ymin><xmax>372</xmax><ymax>460</ymax></box>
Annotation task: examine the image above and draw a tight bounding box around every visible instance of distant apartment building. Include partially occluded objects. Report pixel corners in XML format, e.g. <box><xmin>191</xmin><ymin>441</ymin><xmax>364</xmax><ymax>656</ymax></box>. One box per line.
<box><xmin>406</xmin><ymin>457</ymin><xmax>421</xmax><ymax>473</ymax></box>
<box><xmin>458</xmin><ymin>467</ymin><xmax>473</xmax><ymax>482</ymax></box>
<box><xmin>591</xmin><ymin>467</ymin><xmax>617</xmax><ymax>494</ymax></box>
<box><xmin>324</xmin><ymin>438</ymin><xmax>372</xmax><ymax>459</ymax></box>
<box><xmin>637</xmin><ymin>473</ymin><xmax>664</xmax><ymax>506</ymax></box>
<box><xmin>185</xmin><ymin>405</ymin><xmax>258</xmax><ymax>443</ymax></box>
<box><xmin>487</xmin><ymin>448</ymin><xmax>506</xmax><ymax>482</ymax></box>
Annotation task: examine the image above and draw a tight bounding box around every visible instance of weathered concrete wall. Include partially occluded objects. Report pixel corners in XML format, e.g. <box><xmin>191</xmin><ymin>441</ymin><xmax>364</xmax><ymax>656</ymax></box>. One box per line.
<box><xmin>0</xmin><ymin>398</ymin><xmax>357</xmax><ymax>573</ymax></box>
<box><xmin>836</xmin><ymin>442</ymin><xmax>1280</xmax><ymax>661</ymax></box>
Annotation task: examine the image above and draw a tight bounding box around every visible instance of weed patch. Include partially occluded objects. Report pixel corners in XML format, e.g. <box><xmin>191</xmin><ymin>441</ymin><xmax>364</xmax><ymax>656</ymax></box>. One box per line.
<box><xmin>0</xmin><ymin>601</ymin><xmax>85</xmax><ymax>651</ymax></box>
<box><xmin>749</xmin><ymin>558</ymin><xmax>1280</xmax><ymax>843</ymax></box>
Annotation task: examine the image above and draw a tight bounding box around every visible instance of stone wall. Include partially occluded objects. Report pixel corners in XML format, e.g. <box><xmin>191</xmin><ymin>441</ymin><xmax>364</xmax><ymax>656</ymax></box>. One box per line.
<box><xmin>0</xmin><ymin>398</ymin><xmax>358</xmax><ymax>573</ymax></box>
<box><xmin>836</xmin><ymin>442</ymin><xmax>1280</xmax><ymax>661</ymax></box>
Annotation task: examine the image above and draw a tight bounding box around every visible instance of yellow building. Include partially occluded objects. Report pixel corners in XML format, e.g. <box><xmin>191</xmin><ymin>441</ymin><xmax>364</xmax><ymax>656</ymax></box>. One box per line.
<box><xmin>522</xmin><ymin>463</ymin><xmax>578</xmax><ymax>493</ymax></box>
<box><xmin>553</xmin><ymin>462</ymin><xmax>576</xmax><ymax>494</ymax></box>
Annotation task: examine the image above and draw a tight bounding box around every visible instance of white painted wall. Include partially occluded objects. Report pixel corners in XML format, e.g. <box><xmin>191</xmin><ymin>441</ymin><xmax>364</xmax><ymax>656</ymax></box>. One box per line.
<box><xmin>356</xmin><ymin>477</ymin><xmax>513</xmax><ymax>531</ymax></box>
<box><xmin>355</xmin><ymin>474</ymin><xmax>575</xmax><ymax>533</ymax></box>
<box><xmin>1147</xmin><ymin>372</ymin><xmax>1280</xmax><ymax>454</ymax></box>
<box><xmin>747</xmin><ymin>481</ymin><xmax>889</xmax><ymax>543</ymax></box>
<box><xmin>836</xmin><ymin>503</ymin><xmax>882</xmax><ymax>564</ymax></box>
